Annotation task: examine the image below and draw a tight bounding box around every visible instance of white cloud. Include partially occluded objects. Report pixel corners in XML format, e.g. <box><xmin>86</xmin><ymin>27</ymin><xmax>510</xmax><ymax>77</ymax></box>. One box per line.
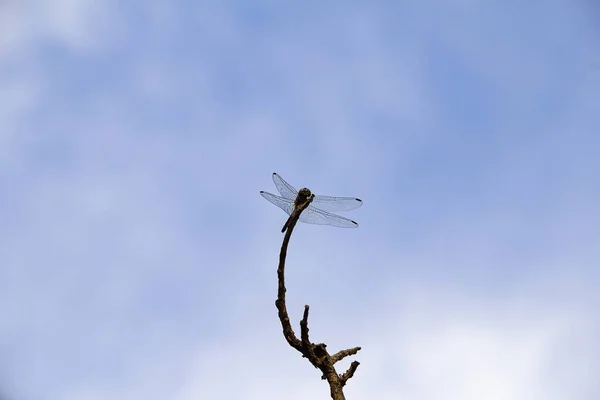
<box><xmin>0</xmin><ymin>0</ymin><xmax>120</xmax><ymax>54</ymax></box>
<box><xmin>0</xmin><ymin>0</ymin><xmax>121</xmax><ymax>167</ymax></box>
<box><xmin>349</xmin><ymin>290</ymin><xmax>598</xmax><ymax>400</ymax></box>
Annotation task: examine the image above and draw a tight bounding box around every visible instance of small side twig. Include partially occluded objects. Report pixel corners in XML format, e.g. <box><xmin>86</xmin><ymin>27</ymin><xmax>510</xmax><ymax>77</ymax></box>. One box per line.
<box><xmin>274</xmin><ymin>195</ymin><xmax>361</xmax><ymax>400</ymax></box>
<box><xmin>300</xmin><ymin>306</ymin><xmax>318</xmax><ymax>362</ymax></box>
<box><xmin>339</xmin><ymin>361</ymin><xmax>360</xmax><ymax>387</ymax></box>
<box><xmin>331</xmin><ymin>347</ymin><xmax>362</xmax><ymax>364</ymax></box>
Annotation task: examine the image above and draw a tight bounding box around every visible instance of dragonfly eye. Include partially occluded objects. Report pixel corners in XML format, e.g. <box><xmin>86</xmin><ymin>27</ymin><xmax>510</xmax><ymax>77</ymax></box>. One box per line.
<box><xmin>298</xmin><ymin>188</ymin><xmax>312</xmax><ymax>196</ymax></box>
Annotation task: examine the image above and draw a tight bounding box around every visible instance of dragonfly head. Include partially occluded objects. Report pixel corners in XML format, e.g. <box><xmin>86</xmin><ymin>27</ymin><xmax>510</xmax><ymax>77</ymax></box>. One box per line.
<box><xmin>298</xmin><ymin>188</ymin><xmax>312</xmax><ymax>197</ymax></box>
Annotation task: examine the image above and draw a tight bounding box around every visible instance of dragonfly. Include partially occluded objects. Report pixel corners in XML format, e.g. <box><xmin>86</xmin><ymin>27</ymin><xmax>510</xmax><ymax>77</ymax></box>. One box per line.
<box><xmin>260</xmin><ymin>172</ymin><xmax>363</xmax><ymax>233</ymax></box>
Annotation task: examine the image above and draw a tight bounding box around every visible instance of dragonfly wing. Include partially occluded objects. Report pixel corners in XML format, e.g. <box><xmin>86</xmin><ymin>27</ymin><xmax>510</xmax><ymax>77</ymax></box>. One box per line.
<box><xmin>299</xmin><ymin>206</ymin><xmax>359</xmax><ymax>228</ymax></box>
<box><xmin>272</xmin><ymin>173</ymin><xmax>298</xmax><ymax>200</ymax></box>
<box><xmin>260</xmin><ymin>191</ymin><xmax>295</xmax><ymax>215</ymax></box>
<box><xmin>311</xmin><ymin>195</ymin><xmax>363</xmax><ymax>213</ymax></box>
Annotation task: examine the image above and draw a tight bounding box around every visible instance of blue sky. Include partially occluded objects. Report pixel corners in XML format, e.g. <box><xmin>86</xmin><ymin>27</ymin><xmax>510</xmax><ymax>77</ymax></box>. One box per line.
<box><xmin>1</xmin><ymin>1</ymin><xmax>599</xmax><ymax>399</ymax></box>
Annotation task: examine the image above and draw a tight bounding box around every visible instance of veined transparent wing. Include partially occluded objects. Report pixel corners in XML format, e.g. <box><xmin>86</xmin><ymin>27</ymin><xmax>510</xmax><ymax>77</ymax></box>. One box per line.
<box><xmin>272</xmin><ymin>173</ymin><xmax>297</xmax><ymax>200</ymax></box>
<box><xmin>260</xmin><ymin>191</ymin><xmax>295</xmax><ymax>215</ymax></box>
<box><xmin>311</xmin><ymin>195</ymin><xmax>363</xmax><ymax>213</ymax></box>
<box><xmin>300</xmin><ymin>205</ymin><xmax>359</xmax><ymax>228</ymax></box>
